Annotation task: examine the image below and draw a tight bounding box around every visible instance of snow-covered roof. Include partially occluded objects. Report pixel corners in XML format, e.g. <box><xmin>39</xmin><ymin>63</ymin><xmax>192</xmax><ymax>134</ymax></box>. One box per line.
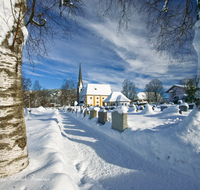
<box><xmin>85</xmin><ymin>84</ymin><xmax>112</xmax><ymax>96</ymax></box>
<box><xmin>103</xmin><ymin>92</ymin><xmax>131</xmax><ymax>103</ymax></box>
<box><xmin>166</xmin><ymin>84</ymin><xmax>185</xmax><ymax>93</ymax></box>
<box><xmin>135</xmin><ymin>92</ymin><xmax>146</xmax><ymax>100</ymax></box>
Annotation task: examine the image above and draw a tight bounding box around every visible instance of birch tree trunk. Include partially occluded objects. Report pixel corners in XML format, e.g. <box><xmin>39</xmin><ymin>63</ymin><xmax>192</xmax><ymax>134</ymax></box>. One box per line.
<box><xmin>0</xmin><ymin>0</ymin><xmax>29</xmax><ymax>178</ymax></box>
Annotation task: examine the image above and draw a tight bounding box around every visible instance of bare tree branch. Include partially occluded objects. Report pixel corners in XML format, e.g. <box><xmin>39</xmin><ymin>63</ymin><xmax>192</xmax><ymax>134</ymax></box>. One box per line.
<box><xmin>95</xmin><ymin>0</ymin><xmax>198</xmax><ymax>62</ymax></box>
<box><xmin>24</xmin><ymin>0</ymin><xmax>84</xmax><ymax>62</ymax></box>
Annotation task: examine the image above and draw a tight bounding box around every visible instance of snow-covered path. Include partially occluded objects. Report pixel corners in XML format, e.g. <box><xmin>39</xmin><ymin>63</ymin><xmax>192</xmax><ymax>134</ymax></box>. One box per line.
<box><xmin>59</xmin><ymin>111</ymin><xmax>199</xmax><ymax>190</ymax></box>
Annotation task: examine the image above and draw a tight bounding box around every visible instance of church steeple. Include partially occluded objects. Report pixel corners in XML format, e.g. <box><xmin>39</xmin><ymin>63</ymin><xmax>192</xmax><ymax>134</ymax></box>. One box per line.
<box><xmin>77</xmin><ymin>61</ymin><xmax>83</xmax><ymax>105</ymax></box>
<box><xmin>78</xmin><ymin>61</ymin><xmax>83</xmax><ymax>88</ymax></box>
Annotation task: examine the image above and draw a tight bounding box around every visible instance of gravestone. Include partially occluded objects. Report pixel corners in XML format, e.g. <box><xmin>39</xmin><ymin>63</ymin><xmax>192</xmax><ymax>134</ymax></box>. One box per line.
<box><xmin>140</xmin><ymin>106</ymin><xmax>144</xmax><ymax>110</ymax></box>
<box><xmin>84</xmin><ymin>109</ymin><xmax>90</xmax><ymax>117</ymax></box>
<box><xmin>189</xmin><ymin>103</ymin><xmax>195</xmax><ymax>109</ymax></box>
<box><xmin>161</xmin><ymin>105</ymin><xmax>168</xmax><ymax>111</ymax></box>
<box><xmin>105</xmin><ymin>106</ymin><xmax>110</xmax><ymax>110</ymax></box>
<box><xmin>68</xmin><ymin>108</ymin><xmax>72</xmax><ymax>112</ymax></box>
<box><xmin>90</xmin><ymin>110</ymin><xmax>98</xmax><ymax>119</ymax></box>
<box><xmin>98</xmin><ymin>110</ymin><xmax>107</xmax><ymax>124</ymax></box>
<box><xmin>179</xmin><ymin>103</ymin><xmax>188</xmax><ymax>112</ymax></box>
<box><xmin>112</xmin><ymin>111</ymin><xmax>127</xmax><ymax>132</ymax></box>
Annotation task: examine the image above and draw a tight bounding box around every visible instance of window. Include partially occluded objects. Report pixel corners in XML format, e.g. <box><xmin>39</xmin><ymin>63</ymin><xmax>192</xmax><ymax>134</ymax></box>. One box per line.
<box><xmin>90</xmin><ymin>97</ymin><xmax>92</xmax><ymax>99</ymax></box>
<box><xmin>97</xmin><ymin>101</ymin><xmax>99</xmax><ymax>103</ymax></box>
<box><xmin>96</xmin><ymin>97</ymin><xmax>99</xmax><ymax>99</ymax></box>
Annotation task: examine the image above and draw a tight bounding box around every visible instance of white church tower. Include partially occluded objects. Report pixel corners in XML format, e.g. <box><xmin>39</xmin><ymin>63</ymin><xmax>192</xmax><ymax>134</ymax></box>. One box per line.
<box><xmin>77</xmin><ymin>61</ymin><xmax>83</xmax><ymax>105</ymax></box>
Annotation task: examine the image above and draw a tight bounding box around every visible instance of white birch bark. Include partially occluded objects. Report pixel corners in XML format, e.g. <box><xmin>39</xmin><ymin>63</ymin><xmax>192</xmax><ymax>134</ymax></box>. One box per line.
<box><xmin>0</xmin><ymin>0</ymin><xmax>29</xmax><ymax>178</ymax></box>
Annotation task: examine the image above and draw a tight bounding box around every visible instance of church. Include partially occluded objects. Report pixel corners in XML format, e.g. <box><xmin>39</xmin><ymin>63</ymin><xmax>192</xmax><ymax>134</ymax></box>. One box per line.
<box><xmin>77</xmin><ymin>63</ymin><xmax>112</xmax><ymax>107</ymax></box>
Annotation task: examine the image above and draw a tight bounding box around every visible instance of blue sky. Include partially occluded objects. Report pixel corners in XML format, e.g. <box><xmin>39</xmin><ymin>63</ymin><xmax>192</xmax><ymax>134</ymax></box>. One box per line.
<box><xmin>22</xmin><ymin>3</ymin><xmax>198</xmax><ymax>94</ymax></box>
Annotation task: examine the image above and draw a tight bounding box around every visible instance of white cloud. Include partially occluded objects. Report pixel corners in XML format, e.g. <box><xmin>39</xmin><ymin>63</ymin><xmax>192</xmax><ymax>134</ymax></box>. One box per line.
<box><xmin>23</xmin><ymin>69</ymin><xmax>45</xmax><ymax>77</ymax></box>
<box><xmin>82</xmin><ymin>18</ymin><xmax>197</xmax><ymax>90</ymax></box>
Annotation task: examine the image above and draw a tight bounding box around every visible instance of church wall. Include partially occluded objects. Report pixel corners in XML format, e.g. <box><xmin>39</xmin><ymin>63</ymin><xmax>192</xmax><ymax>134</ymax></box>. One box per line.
<box><xmin>86</xmin><ymin>95</ymin><xmax>109</xmax><ymax>106</ymax></box>
<box><xmin>86</xmin><ymin>95</ymin><xmax>93</xmax><ymax>106</ymax></box>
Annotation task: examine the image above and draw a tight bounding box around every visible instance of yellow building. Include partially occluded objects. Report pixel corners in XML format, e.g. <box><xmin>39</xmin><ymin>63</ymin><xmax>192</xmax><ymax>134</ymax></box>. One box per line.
<box><xmin>77</xmin><ymin>63</ymin><xmax>112</xmax><ymax>106</ymax></box>
<box><xmin>80</xmin><ymin>84</ymin><xmax>112</xmax><ymax>106</ymax></box>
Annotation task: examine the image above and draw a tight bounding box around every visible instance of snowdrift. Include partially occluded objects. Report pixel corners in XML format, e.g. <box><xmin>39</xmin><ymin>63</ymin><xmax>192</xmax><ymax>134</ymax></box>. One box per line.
<box><xmin>1</xmin><ymin>107</ymin><xmax>80</xmax><ymax>190</ymax></box>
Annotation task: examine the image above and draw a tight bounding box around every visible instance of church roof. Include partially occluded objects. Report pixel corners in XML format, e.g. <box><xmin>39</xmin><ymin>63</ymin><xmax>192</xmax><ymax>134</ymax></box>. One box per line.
<box><xmin>104</xmin><ymin>92</ymin><xmax>131</xmax><ymax>103</ymax></box>
<box><xmin>85</xmin><ymin>84</ymin><xmax>112</xmax><ymax>96</ymax></box>
<box><xmin>135</xmin><ymin>92</ymin><xmax>147</xmax><ymax>100</ymax></box>
<box><xmin>165</xmin><ymin>84</ymin><xmax>185</xmax><ymax>93</ymax></box>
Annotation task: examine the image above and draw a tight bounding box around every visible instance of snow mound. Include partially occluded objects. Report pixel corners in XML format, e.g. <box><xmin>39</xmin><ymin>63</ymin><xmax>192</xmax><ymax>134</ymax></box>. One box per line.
<box><xmin>90</xmin><ymin>107</ymin><xmax>100</xmax><ymax>112</ymax></box>
<box><xmin>1</xmin><ymin>109</ymin><xmax>80</xmax><ymax>190</ymax></box>
<box><xmin>99</xmin><ymin>108</ymin><xmax>107</xmax><ymax>112</ymax></box>
<box><xmin>113</xmin><ymin>106</ymin><xmax>128</xmax><ymax>114</ymax></box>
<box><xmin>176</xmin><ymin>108</ymin><xmax>200</xmax><ymax>159</ymax></box>
<box><xmin>36</xmin><ymin>106</ymin><xmax>46</xmax><ymax>111</ymax></box>
<box><xmin>128</xmin><ymin>107</ymin><xmax>136</xmax><ymax>113</ymax></box>
<box><xmin>141</xmin><ymin>104</ymin><xmax>154</xmax><ymax>115</ymax></box>
<box><xmin>180</xmin><ymin>102</ymin><xmax>189</xmax><ymax>108</ymax></box>
<box><xmin>162</xmin><ymin>105</ymin><xmax>179</xmax><ymax>114</ymax></box>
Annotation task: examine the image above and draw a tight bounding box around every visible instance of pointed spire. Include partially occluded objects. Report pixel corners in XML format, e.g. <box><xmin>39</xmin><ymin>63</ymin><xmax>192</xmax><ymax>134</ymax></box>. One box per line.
<box><xmin>78</xmin><ymin>61</ymin><xmax>83</xmax><ymax>87</ymax></box>
<box><xmin>77</xmin><ymin>61</ymin><xmax>83</xmax><ymax>105</ymax></box>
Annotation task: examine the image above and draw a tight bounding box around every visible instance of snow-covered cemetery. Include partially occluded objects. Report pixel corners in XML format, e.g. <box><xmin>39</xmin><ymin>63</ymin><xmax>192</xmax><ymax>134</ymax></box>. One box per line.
<box><xmin>2</xmin><ymin>102</ymin><xmax>200</xmax><ymax>189</ymax></box>
<box><xmin>2</xmin><ymin>0</ymin><xmax>200</xmax><ymax>190</ymax></box>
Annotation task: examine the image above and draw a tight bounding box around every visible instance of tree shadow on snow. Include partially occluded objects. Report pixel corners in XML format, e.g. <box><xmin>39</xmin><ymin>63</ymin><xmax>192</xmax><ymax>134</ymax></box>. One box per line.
<box><xmin>61</xmin><ymin>116</ymin><xmax>162</xmax><ymax>173</ymax></box>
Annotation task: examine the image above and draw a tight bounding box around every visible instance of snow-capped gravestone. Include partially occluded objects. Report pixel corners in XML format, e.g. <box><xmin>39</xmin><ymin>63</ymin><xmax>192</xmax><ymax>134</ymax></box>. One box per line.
<box><xmin>179</xmin><ymin>103</ymin><xmax>189</xmax><ymax>112</ymax></box>
<box><xmin>80</xmin><ymin>108</ymin><xmax>84</xmax><ymax>114</ymax></box>
<box><xmin>98</xmin><ymin>109</ymin><xmax>107</xmax><ymax>124</ymax></box>
<box><xmin>84</xmin><ymin>108</ymin><xmax>90</xmax><ymax>117</ymax></box>
<box><xmin>189</xmin><ymin>103</ymin><xmax>195</xmax><ymax>109</ymax></box>
<box><xmin>90</xmin><ymin>107</ymin><xmax>100</xmax><ymax>119</ymax></box>
<box><xmin>112</xmin><ymin>106</ymin><xmax>128</xmax><ymax>132</ymax></box>
<box><xmin>162</xmin><ymin>105</ymin><xmax>180</xmax><ymax>114</ymax></box>
<box><xmin>160</xmin><ymin>104</ymin><xmax>169</xmax><ymax>111</ymax></box>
